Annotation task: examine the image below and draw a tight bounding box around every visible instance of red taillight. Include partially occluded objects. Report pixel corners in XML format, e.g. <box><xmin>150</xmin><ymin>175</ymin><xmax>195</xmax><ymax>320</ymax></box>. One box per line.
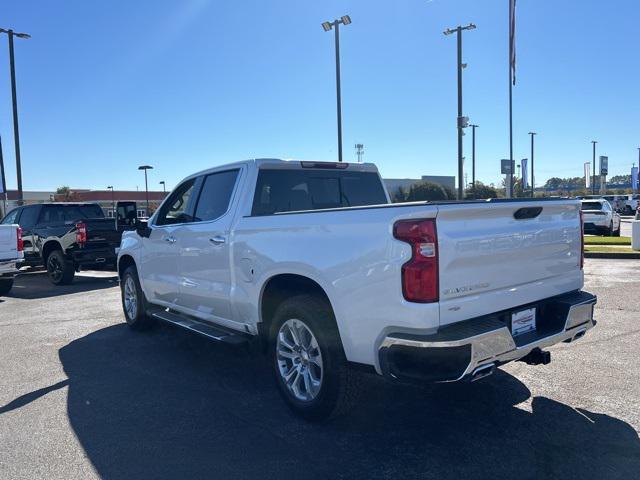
<box><xmin>16</xmin><ymin>227</ymin><xmax>23</xmax><ymax>252</ymax></box>
<box><xmin>76</xmin><ymin>222</ymin><xmax>87</xmax><ymax>246</ymax></box>
<box><xmin>393</xmin><ymin>218</ymin><xmax>439</xmax><ymax>303</ymax></box>
<box><xmin>579</xmin><ymin>210</ymin><xmax>584</xmax><ymax>270</ymax></box>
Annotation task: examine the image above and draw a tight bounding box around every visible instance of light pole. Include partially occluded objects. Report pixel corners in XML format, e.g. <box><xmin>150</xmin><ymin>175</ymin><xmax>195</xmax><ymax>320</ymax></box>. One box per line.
<box><xmin>591</xmin><ymin>140</ymin><xmax>597</xmax><ymax>194</ymax></box>
<box><xmin>159</xmin><ymin>180</ymin><xmax>166</xmax><ymax>193</ymax></box>
<box><xmin>470</xmin><ymin>124</ymin><xmax>478</xmax><ymax>198</ymax></box>
<box><xmin>0</xmin><ymin>28</ymin><xmax>30</xmax><ymax>206</ymax></box>
<box><xmin>444</xmin><ymin>23</ymin><xmax>476</xmax><ymax>200</ymax></box>
<box><xmin>138</xmin><ymin>165</ymin><xmax>153</xmax><ymax>215</ymax></box>
<box><xmin>528</xmin><ymin>132</ymin><xmax>537</xmax><ymax>197</ymax></box>
<box><xmin>322</xmin><ymin>15</ymin><xmax>351</xmax><ymax>163</ymax></box>
<box><xmin>107</xmin><ymin>186</ymin><xmax>115</xmax><ymax>217</ymax></box>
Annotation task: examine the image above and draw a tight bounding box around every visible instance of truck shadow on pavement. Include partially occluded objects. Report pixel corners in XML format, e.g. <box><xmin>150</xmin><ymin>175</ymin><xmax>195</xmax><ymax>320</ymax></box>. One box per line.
<box><xmin>6</xmin><ymin>270</ymin><xmax>118</xmax><ymax>300</ymax></box>
<box><xmin>56</xmin><ymin>323</ymin><xmax>640</xmax><ymax>480</ymax></box>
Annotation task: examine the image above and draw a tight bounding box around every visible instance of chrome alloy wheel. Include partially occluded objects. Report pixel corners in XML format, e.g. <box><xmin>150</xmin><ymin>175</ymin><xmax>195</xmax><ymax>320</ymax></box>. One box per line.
<box><xmin>276</xmin><ymin>319</ymin><xmax>324</xmax><ymax>402</ymax></box>
<box><xmin>124</xmin><ymin>275</ymin><xmax>138</xmax><ymax>320</ymax></box>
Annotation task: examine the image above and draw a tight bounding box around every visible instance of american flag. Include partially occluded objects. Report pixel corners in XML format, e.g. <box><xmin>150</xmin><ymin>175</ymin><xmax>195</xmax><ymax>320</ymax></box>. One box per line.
<box><xmin>510</xmin><ymin>0</ymin><xmax>516</xmax><ymax>85</ymax></box>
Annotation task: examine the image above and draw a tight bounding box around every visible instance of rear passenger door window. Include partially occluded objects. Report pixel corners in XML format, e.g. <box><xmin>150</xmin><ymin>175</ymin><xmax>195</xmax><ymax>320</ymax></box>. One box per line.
<box><xmin>193</xmin><ymin>170</ymin><xmax>239</xmax><ymax>222</ymax></box>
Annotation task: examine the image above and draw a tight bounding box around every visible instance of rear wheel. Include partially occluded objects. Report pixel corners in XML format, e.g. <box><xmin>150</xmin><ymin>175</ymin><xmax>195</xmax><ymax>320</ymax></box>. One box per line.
<box><xmin>121</xmin><ymin>266</ymin><xmax>155</xmax><ymax>330</ymax></box>
<box><xmin>0</xmin><ymin>278</ymin><xmax>14</xmax><ymax>296</ymax></box>
<box><xmin>270</xmin><ymin>294</ymin><xmax>361</xmax><ymax>421</ymax></box>
<box><xmin>606</xmin><ymin>222</ymin><xmax>614</xmax><ymax>236</ymax></box>
<box><xmin>47</xmin><ymin>250</ymin><xmax>75</xmax><ymax>285</ymax></box>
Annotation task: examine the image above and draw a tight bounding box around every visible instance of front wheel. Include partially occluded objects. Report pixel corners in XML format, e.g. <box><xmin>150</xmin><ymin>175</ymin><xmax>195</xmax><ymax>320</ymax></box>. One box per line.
<box><xmin>0</xmin><ymin>278</ymin><xmax>14</xmax><ymax>296</ymax></box>
<box><xmin>270</xmin><ymin>294</ymin><xmax>361</xmax><ymax>421</ymax></box>
<box><xmin>120</xmin><ymin>266</ymin><xmax>155</xmax><ymax>330</ymax></box>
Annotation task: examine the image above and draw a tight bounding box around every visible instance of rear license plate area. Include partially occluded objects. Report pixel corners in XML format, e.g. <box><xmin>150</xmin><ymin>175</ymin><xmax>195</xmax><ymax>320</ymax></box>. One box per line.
<box><xmin>511</xmin><ymin>307</ymin><xmax>536</xmax><ymax>336</ymax></box>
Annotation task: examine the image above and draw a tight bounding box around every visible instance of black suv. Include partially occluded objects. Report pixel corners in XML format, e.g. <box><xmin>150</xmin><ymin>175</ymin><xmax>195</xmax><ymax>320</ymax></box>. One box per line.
<box><xmin>1</xmin><ymin>202</ymin><xmax>138</xmax><ymax>285</ymax></box>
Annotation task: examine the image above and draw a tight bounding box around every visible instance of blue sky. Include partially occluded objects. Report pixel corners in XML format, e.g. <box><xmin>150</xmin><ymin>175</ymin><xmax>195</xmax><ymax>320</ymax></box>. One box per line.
<box><xmin>0</xmin><ymin>0</ymin><xmax>638</xmax><ymax>192</ymax></box>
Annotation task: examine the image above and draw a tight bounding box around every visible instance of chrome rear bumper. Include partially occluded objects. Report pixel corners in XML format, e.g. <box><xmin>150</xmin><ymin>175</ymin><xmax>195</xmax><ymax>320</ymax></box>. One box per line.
<box><xmin>378</xmin><ymin>291</ymin><xmax>597</xmax><ymax>383</ymax></box>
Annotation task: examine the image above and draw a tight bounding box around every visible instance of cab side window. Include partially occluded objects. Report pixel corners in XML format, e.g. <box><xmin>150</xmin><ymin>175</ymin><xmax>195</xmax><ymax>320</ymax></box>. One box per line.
<box><xmin>155</xmin><ymin>179</ymin><xmax>196</xmax><ymax>226</ymax></box>
<box><xmin>1</xmin><ymin>208</ymin><xmax>20</xmax><ymax>225</ymax></box>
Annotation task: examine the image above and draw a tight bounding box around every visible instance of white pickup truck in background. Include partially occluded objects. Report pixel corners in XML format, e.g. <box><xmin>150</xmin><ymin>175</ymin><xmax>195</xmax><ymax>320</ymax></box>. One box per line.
<box><xmin>0</xmin><ymin>224</ymin><xmax>24</xmax><ymax>296</ymax></box>
<box><xmin>117</xmin><ymin>159</ymin><xmax>597</xmax><ymax>420</ymax></box>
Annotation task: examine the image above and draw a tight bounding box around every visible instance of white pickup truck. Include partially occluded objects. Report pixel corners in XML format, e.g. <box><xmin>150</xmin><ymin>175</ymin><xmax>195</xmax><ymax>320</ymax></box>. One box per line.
<box><xmin>117</xmin><ymin>159</ymin><xmax>596</xmax><ymax>420</ymax></box>
<box><xmin>0</xmin><ymin>224</ymin><xmax>24</xmax><ymax>295</ymax></box>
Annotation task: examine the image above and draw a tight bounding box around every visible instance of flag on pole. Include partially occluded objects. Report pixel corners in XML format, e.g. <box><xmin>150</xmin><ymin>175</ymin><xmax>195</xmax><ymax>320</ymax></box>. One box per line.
<box><xmin>584</xmin><ymin>162</ymin><xmax>591</xmax><ymax>188</ymax></box>
<box><xmin>632</xmin><ymin>166</ymin><xmax>638</xmax><ymax>191</ymax></box>
<box><xmin>509</xmin><ymin>0</ymin><xmax>516</xmax><ymax>85</ymax></box>
<box><xmin>521</xmin><ymin>158</ymin><xmax>528</xmax><ymax>188</ymax></box>
<box><xmin>0</xmin><ymin>136</ymin><xmax>6</xmax><ymax>195</ymax></box>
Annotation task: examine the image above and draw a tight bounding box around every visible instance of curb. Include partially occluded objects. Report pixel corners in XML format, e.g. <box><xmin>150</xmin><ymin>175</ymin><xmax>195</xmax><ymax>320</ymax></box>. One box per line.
<box><xmin>585</xmin><ymin>251</ymin><xmax>640</xmax><ymax>259</ymax></box>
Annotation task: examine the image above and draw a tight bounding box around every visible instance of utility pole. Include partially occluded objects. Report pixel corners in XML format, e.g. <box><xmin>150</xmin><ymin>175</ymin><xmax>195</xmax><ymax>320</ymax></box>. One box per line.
<box><xmin>138</xmin><ymin>165</ymin><xmax>153</xmax><ymax>215</ymax></box>
<box><xmin>470</xmin><ymin>124</ymin><xmax>478</xmax><ymax>198</ymax></box>
<box><xmin>0</xmin><ymin>28</ymin><xmax>30</xmax><ymax>206</ymax></box>
<box><xmin>444</xmin><ymin>23</ymin><xmax>476</xmax><ymax>200</ymax></box>
<box><xmin>528</xmin><ymin>132</ymin><xmax>536</xmax><ymax>197</ymax></box>
<box><xmin>107</xmin><ymin>186</ymin><xmax>115</xmax><ymax>216</ymax></box>
<box><xmin>322</xmin><ymin>16</ymin><xmax>352</xmax><ymax>163</ymax></box>
<box><xmin>591</xmin><ymin>140</ymin><xmax>597</xmax><ymax>194</ymax></box>
<box><xmin>355</xmin><ymin>143</ymin><xmax>364</xmax><ymax>163</ymax></box>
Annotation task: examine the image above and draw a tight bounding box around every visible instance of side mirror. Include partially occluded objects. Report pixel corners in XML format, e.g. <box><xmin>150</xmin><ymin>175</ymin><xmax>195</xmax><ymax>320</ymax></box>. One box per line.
<box><xmin>135</xmin><ymin>219</ymin><xmax>151</xmax><ymax>238</ymax></box>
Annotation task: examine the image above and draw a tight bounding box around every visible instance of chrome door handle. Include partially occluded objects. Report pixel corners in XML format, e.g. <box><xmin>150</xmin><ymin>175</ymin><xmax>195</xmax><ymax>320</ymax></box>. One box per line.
<box><xmin>209</xmin><ymin>236</ymin><xmax>226</xmax><ymax>245</ymax></box>
<box><xmin>164</xmin><ymin>236</ymin><xmax>177</xmax><ymax>244</ymax></box>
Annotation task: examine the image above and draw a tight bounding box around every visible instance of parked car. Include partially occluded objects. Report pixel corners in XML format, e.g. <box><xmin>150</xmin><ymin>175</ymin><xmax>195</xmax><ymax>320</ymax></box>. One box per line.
<box><xmin>621</xmin><ymin>194</ymin><xmax>640</xmax><ymax>215</ymax></box>
<box><xmin>580</xmin><ymin>198</ymin><xmax>621</xmax><ymax>236</ymax></box>
<box><xmin>1</xmin><ymin>201</ymin><xmax>138</xmax><ymax>285</ymax></box>
<box><xmin>118</xmin><ymin>159</ymin><xmax>596</xmax><ymax>420</ymax></box>
<box><xmin>0</xmin><ymin>223</ymin><xmax>24</xmax><ymax>295</ymax></box>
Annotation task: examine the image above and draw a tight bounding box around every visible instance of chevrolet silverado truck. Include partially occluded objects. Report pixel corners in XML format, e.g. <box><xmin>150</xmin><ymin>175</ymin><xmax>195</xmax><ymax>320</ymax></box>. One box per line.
<box><xmin>0</xmin><ymin>224</ymin><xmax>24</xmax><ymax>295</ymax></box>
<box><xmin>1</xmin><ymin>202</ymin><xmax>138</xmax><ymax>285</ymax></box>
<box><xmin>117</xmin><ymin>159</ymin><xmax>597</xmax><ymax>420</ymax></box>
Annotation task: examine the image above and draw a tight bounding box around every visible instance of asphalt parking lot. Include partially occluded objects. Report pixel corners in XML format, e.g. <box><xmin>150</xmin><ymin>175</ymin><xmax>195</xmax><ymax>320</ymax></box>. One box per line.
<box><xmin>1</xmin><ymin>261</ymin><xmax>639</xmax><ymax>480</ymax></box>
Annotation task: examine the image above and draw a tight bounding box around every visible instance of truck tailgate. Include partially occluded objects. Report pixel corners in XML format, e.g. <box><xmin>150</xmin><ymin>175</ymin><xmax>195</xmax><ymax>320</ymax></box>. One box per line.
<box><xmin>82</xmin><ymin>219</ymin><xmax>121</xmax><ymax>249</ymax></box>
<box><xmin>0</xmin><ymin>225</ymin><xmax>18</xmax><ymax>260</ymax></box>
<box><xmin>436</xmin><ymin>200</ymin><xmax>582</xmax><ymax>326</ymax></box>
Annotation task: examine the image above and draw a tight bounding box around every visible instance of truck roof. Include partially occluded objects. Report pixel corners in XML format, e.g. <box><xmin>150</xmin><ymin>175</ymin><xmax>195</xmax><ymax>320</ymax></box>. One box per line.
<box><xmin>184</xmin><ymin>158</ymin><xmax>380</xmax><ymax>182</ymax></box>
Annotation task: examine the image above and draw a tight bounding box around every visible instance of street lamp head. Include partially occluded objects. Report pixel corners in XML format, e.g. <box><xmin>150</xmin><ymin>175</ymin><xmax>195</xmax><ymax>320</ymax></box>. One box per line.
<box><xmin>467</xmin><ymin>23</ymin><xmax>477</xmax><ymax>30</ymax></box>
<box><xmin>159</xmin><ymin>181</ymin><xmax>165</xmax><ymax>184</ymax></box>
<box><xmin>138</xmin><ymin>165</ymin><xmax>153</xmax><ymax>171</ymax></box>
<box><xmin>340</xmin><ymin>15</ymin><xmax>352</xmax><ymax>25</ymax></box>
<box><xmin>591</xmin><ymin>140</ymin><xmax>598</xmax><ymax>144</ymax></box>
<box><xmin>528</xmin><ymin>131</ymin><xmax>537</xmax><ymax>135</ymax></box>
<box><xmin>443</xmin><ymin>28</ymin><xmax>455</xmax><ymax>35</ymax></box>
<box><xmin>107</xmin><ymin>185</ymin><xmax>113</xmax><ymax>189</ymax></box>
<box><xmin>321</xmin><ymin>21</ymin><xmax>333</xmax><ymax>32</ymax></box>
<box><xmin>15</xmin><ymin>33</ymin><xmax>31</xmax><ymax>39</ymax></box>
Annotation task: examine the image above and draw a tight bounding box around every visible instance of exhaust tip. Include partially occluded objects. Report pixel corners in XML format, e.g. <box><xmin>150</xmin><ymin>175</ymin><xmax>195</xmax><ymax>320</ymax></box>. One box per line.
<box><xmin>470</xmin><ymin>363</ymin><xmax>495</xmax><ymax>382</ymax></box>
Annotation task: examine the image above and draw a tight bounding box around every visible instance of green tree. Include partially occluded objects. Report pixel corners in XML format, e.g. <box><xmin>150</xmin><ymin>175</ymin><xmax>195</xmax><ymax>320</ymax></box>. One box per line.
<box><xmin>406</xmin><ymin>181</ymin><xmax>455</xmax><ymax>202</ymax></box>
<box><xmin>465</xmin><ymin>181</ymin><xmax>498</xmax><ymax>199</ymax></box>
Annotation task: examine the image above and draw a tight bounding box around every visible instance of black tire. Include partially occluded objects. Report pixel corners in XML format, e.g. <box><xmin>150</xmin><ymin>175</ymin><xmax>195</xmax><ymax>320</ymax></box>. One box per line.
<box><xmin>0</xmin><ymin>278</ymin><xmax>14</xmax><ymax>296</ymax></box>
<box><xmin>607</xmin><ymin>222</ymin><xmax>614</xmax><ymax>237</ymax></box>
<box><xmin>46</xmin><ymin>250</ymin><xmax>75</xmax><ymax>285</ymax></box>
<box><xmin>120</xmin><ymin>265</ymin><xmax>155</xmax><ymax>330</ymax></box>
<box><xmin>269</xmin><ymin>294</ymin><xmax>361</xmax><ymax>421</ymax></box>
<box><xmin>614</xmin><ymin>224</ymin><xmax>621</xmax><ymax>237</ymax></box>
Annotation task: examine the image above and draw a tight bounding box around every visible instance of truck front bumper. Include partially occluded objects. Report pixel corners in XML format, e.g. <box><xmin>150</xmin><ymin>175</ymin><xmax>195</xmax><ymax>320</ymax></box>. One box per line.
<box><xmin>378</xmin><ymin>291</ymin><xmax>596</xmax><ymax>383</ymax></box>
